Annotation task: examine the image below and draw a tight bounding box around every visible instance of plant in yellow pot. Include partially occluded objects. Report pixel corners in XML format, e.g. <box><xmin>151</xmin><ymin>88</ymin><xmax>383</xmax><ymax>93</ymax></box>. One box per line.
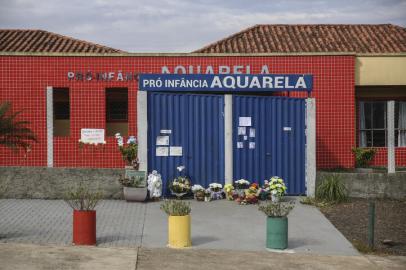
<box><xmin>160</xmin><ymin>200</ymin><xmax>192</xmax><ymax>248</ymax></box>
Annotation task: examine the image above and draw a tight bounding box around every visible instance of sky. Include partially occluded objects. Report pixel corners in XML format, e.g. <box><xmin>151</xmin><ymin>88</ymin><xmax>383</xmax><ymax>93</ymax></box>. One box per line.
<box><xmin>0</xmin><ymin>0</ymin><xmax>405</xmax><ymax>52</ymax></box>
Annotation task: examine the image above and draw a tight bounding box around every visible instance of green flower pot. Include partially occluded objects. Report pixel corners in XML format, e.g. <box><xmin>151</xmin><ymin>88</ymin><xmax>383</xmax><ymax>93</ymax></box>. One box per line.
<box><xmin>266</xmin><ymin>216</ymin><xmax>288</xmax><ymax>249</ymax></box>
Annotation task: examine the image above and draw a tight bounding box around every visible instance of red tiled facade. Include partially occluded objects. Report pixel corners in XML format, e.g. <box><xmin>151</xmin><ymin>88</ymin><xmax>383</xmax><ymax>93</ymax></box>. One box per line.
<box><xmin>0</xmin><ymin>55</ymin><xmax>364</xmax><ymax>169</ymax></box>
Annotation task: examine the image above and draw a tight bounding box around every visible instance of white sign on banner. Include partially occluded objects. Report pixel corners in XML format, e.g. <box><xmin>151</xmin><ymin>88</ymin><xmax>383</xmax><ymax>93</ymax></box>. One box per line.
<box><xmin>239</xmin><ymin>117</ymin><xmax>252</xmax><ymax>127</ymax></box>
<box><xmin>80</xmin><ymin>129</ymin><xmax>105</xmax><ymax>144</ymax></box>
<box><xmin>170</xmin><ymin>146</ymin><xmax>183</xmax><ymax>156</ymax></box>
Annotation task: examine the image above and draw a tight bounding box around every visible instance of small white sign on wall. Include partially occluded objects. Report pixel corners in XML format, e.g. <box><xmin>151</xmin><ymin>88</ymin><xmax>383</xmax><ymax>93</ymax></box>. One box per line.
<box><xmin>156</xmin><ymin>136</ymin><xmax>169</xmax><ymax>146</ymax></box>
<box><xmin>156</xmin><ymin>147</ymin><xmax>169</xmax><ymax>156</ymax></box>
<box><xmin>80</xmin><ymin>129</ymin><xmax>105</xmax><ymax>144</ymax></box>
<box><xmin>239</xmin><ymin>117</ymin><xmax>252</xmax><ymax>127</ymax></box>
<box><xmin>170</xmin><ymin>146</ymin><xmax>183</xmax><ymax>156</ymax></box>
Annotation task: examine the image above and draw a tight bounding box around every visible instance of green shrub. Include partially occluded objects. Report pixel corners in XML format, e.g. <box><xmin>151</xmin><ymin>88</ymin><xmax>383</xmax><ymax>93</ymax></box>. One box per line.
<box><xmin>316</xmin><ymin>174</ymin><xmax>348</xmax><ymax>203</ymax></box>
<box><xmin>160</xmin><ymin>200</ymin><xmax>191</xmax><ymax>216</ymax></box>
<box><xmin>352</xmin><ymin>148</ymin><xmax>376</xmax><ymax>168</ymax></box>
<box><xmin>64</xmin><ymin>183</ymin><xmax>103</xmax><ymax>211</ymax></box>
<box><xmin>258</xmin><ymin>201</ymin><xmax>295</xmax><ymax>217</ymax></box>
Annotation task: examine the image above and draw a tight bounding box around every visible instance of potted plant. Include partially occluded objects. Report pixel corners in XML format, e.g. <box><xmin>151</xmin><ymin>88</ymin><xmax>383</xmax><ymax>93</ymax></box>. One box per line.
<box><xmin>191</xmin><ymin>184</ymin><xmax>205</xmax><ymax>201</ymax></box>
<box><xmin>258</xmin><ymin>201</ymin><xmax>295</xmax><ymax>250</ymax></box>
<box><xmin>208</xmin><ymin>183</ymin><xmax>223</xmax><ymax>200</ymax></box>
<box><xmin>115</xmin><ymin>133</ymin><xmax>139</xmax><ymax>169</ymax></box>
<box><xmin>352</xmin><ymin>147</ymin><xmax>376</xmax><ymax>172</ymax></box>
<box><xmin>64</xmin><ymin>183</ymin><xmax>103</xmax><ymax>246</ymax></box>
<box><xmin>268</xmin><ymin>176</ymin><xmax>287</xmax><ymax>202</ymax></box>
<box><xmin>119</xmin><ymin>173</ymin><xmax>148</xmax><ymax>202</ymax></box>
<box><xmin>160</xmin><ymin>200</ymin><xmax>192</xmax><ymax>248</ymax></box>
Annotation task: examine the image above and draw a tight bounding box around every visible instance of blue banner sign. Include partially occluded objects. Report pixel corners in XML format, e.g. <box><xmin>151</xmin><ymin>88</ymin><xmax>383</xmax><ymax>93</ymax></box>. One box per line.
<box><xmin>139</xmin><ymin>74</ymin><xmax>313</xmax><ymax>92</ymax></box>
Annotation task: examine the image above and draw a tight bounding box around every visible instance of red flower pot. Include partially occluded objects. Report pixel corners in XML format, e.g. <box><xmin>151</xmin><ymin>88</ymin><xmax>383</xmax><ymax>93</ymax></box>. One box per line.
<box><xmin>73</xmin><ymin>210</ymin><xmax>96</xmax><ymax>245</ymax></box>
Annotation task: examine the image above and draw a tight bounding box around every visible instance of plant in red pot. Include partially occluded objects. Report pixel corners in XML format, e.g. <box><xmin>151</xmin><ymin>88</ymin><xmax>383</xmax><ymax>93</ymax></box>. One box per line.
<box><xmin>64</xmin><ymin>183</ymin><xmax>103</xmax><ymax>246</ymax></box>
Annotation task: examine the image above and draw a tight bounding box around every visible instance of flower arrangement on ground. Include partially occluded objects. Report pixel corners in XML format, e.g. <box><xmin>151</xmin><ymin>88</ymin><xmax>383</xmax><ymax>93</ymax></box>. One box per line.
<box><xmin>259</xmin><ymin>180</ymin><xmax>271</xmax><ymax>200</ymax></box>
<box><xmin>238</xmin><ymin>183</ymin><xmax>259</xmax><ymax>205</ymax></box>
<box><xmin>269</xmin><ymin>176</ymin><xmax>287</xmax><ymax>202</ymax></box>
<box><xmin>169</xmin><ymin>176</ymin><xmax>191</xmax><ymax>198</ymax></box>
<box><xmin>209</xmin><ymin>183</ymin><xmax>223</xmax><ymax>200</ymax></box>
<box><xmin>191</xmin><ymin>184</ymin><xmax>205</xmax><ymax>201</ymax></box>
<box><xmin>224</xmin><ymin>183</ymin><xmax>234</xmax><ymax>200</ymax></box>
<box><xmin>115</xmin><ymin>133</ymin><xmax>139</xmax><ymax>169</ymax></box>
<box><xmin>234</xmin><ymin>179</ymin><xmax>250</xmax><ymax>190</ymax></box>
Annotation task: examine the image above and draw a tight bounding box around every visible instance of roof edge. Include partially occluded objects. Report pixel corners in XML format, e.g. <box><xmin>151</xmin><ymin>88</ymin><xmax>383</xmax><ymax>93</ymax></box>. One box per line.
<box><xmin>2</xmin><ymin>51</ymin><xmax>406</xmax><ymax>57</ymax></box>
<box><xmin>0</xmin><ymin>51</ymin><xmax>364</xmax><ymax>57</ymax></box>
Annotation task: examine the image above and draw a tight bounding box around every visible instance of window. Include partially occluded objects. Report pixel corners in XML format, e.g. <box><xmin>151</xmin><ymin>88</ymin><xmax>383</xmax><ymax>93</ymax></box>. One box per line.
<box><xmin>53</xmin><ymin>88</ymin><xmax>70</xmax><ymax>136</ymax></box>
<box><xmin>358</xmin><ymin>101</ymin><xmax>406</xmax><ymax>147</ymax></box>
<box><xmin>106</xmin><ymin>88</ymin><xmax>128</xmax><ymax>136</ymax></box>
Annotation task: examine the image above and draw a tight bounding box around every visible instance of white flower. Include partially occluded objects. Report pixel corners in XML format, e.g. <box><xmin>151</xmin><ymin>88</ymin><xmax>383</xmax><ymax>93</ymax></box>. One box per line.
<box><xmin>177</xmin><ymin>166</ymin><xmax>185</xmax><ymax>172</ymax></box>
<box><xmin>209</xmin><ymin>183</ymin><xmax>222</xmax><ymax>189</ymax></box>
<box><xmin>127</xmin><ymin>136</ymin><xmax>137</xmax><ymax>144</ymax></box>
<box><xmin>117</xmin><ymin>137</ymin><xmax>124</xmax><ymax>147</ymax></box>
<box><xmin>192</xmin><ymin>184</ymin><xmax>205</xmax><ymax>192</ymax></box>
<box><xmin>114</xmin><ymin>133</ymin><xmax>121</xmax><ymax>139</ymax></box>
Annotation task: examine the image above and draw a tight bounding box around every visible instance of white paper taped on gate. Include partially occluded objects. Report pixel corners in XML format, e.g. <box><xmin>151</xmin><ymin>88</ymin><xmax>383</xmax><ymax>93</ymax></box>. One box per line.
<box><xmin>156</xmin><ymin>147</ymin><xmax>169</xmax><ymax>156</ymax></box>
<box><xmin>238</xmin><ymin>127</ymin><xmax>246</xmax><ymax>135</ymax></box>
<box><xmin>160</xmin><ymin>129</ymin><xmax>172</xmax><ymax>134</ymax></box>
<box><xmin>249</xmin><ymin>128</ymin><xmax>256</xmax><ymax>138</ymax></box>
<box><xmin>169</xmin><ymin>146</ymin><xmax>183</xmax><ymax>156</ymax></box>
<box><xmin>156</xmin><ymin>136</ymin><xmax>169</xmax><ymax>146</ymax></box>
<box><xmin>249</xmin><ymin>142</ymin><xmax>256</xmax><ymax>149</ymax></box>
<box><xmin>283</xmin><ymin>127</ymin><xmax>292</xmax><ymax>131</ymax></box>
<box><xmin>237</xmin><ymin>142</ymin><xmax>244</xmax><ymax>149</ymax></box>
<box><xmin>239</xmin><ymin>117</ymin><xmax>252</xmax><ymax>127</ymax></box>
<box><xmin>243</xmin><ymin>135</ymin><xmax>248</xmax><ymax>140</ymax></box>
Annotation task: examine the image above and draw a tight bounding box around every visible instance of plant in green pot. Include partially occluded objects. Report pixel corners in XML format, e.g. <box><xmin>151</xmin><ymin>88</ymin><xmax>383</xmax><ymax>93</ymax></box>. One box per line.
<box><xmin>258</xmin><ymin>201</ymin><xmax>295</xmax><ymax>250</ymax></box>
<box><xmin>64</xmin><ymin>183</ymin><xmax>103</xmax><ymax>246</ymax></box>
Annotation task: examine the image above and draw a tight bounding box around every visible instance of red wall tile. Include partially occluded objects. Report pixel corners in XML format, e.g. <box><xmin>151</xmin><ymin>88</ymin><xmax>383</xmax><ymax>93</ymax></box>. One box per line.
<box><xmin>0</xmin><ymin>55</ymin><xmax>365</xmax><ymax>169</ymax></box>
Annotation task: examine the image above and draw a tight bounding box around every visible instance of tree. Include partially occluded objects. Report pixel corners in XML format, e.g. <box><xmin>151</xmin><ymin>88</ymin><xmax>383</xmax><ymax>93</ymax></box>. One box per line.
<box><xmin>0</xmin><ymin>101</ymin><xmax>37</xmax><ymax>151</ymax></box>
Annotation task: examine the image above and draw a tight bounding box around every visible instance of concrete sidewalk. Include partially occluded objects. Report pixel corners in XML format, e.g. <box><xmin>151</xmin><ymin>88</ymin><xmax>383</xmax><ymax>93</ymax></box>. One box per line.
<box><xmin>143</xmin><ymin>198</ymin><xmax>358</xmax><ymax>255</ymax></box>
<box><xmin>0</xmin><ymin>198</ymin><xmax>357</xmax><ymax>255</ymax></box>
<box><xmin>1</xmin><ymin>243</ymin><xmax>405</xmax><ymax>270</ymax></box>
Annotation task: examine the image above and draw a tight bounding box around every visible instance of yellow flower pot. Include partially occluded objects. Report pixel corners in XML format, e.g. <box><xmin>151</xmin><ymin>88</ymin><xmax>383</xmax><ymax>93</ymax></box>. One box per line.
<box><xmin>168</xmin><ymin>215</ymin><xmax>191</xmax><ymax>248</ymax></box>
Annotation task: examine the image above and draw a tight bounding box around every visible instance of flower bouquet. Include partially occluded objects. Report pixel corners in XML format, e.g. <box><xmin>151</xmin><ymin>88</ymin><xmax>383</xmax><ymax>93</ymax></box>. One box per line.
<box><xmin>209</xmin><ymin>183</ymin><xmax>223</xmax><ymax>200</ymax></box>
<box><xmin>234</xmin><ymin>179</ymin><xmax>250</xmax><ymax>198</ymax></box>
<box><xmin>240</xmin><ymin>183</ymin><xmax>259</xmax><ymax>205</ymax></box>
<box><xmin>191</xmin><ymin>184</ymin><xmax>205</xmax><ymax>201</ymax></box>
<box><xmin>224</xmin><ymin>183</ymin><xmax>234</xmax><ymax>200</ymax></box>
<box><xmin>269</xmin><ymin>176</ymin><xmax>287</xmax><ymax>202</ymax></box>
<box><xmin>115</xmin><ymin>133</ymin><xmax>139</xmax><ymax>169</ymax></box>
<box><xmin>259</xmin><ymin>180</ymin><xmax>271</xmax><ymax>200</ymax></box>
<box><xmin>169</xmin><ymin>176</ymin><xmax>191</xmax><ymax>199</ymax></box>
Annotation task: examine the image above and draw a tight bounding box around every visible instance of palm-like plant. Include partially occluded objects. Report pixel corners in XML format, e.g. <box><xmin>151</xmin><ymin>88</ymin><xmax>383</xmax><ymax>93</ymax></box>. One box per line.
<box><xmin>0</xmin><ymin>101</ymin><xmax>37</xmax><ymax>150</ymax></box>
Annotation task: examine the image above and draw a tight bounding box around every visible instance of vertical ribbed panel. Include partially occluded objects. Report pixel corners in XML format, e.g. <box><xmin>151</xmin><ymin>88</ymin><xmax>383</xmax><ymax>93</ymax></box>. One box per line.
<box><xmin>148</xmin><ymin>92</ymin><xmax>225</xmax><ymax>194</ymax></box>
<box><xmin>233</xmin><ymin>95</ymin><xmax>306</xmax><ymax>195</ymax></box>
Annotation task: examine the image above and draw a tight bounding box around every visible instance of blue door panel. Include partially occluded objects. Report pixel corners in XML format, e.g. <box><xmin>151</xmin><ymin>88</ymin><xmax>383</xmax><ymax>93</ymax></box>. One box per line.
<box><xmin>233</xmin><ymin>95</ymin><xmax>306</xmax><ymax>195</ymax></box>
<box><xmin>147</xmin><ymin>92</ymin><xmax>225</xmax><ymax>194</ymax></box>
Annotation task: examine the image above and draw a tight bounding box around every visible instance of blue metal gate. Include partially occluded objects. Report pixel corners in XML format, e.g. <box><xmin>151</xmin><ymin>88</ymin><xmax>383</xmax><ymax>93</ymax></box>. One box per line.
<box><xmin>233</xmin><ymin>95</ymin><xmax>306</xmax><ymax>195</ymax></box>
<box><xmin>147</xmin><ymin>92</ymin><xmax>225</xmax><ymax>194</ymax></box>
